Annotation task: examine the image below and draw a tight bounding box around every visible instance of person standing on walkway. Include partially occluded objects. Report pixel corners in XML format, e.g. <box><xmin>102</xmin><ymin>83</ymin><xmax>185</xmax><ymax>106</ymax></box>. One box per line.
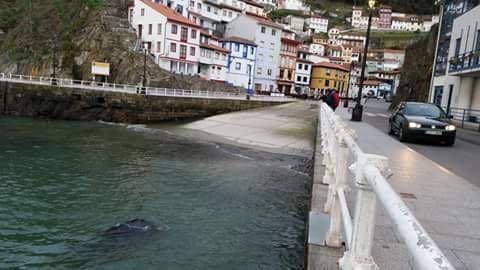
<box><xmin>326</xmin><ymin>89</ymin><xmax>340</xmax><ymax>111</ymax></box>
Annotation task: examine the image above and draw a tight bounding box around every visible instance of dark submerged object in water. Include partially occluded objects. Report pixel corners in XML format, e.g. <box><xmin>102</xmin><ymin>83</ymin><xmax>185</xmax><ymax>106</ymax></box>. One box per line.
<box><xmin>103</xmin><ymin>218</ymin><xmax>157</xmax><ymax>236</ymax></box>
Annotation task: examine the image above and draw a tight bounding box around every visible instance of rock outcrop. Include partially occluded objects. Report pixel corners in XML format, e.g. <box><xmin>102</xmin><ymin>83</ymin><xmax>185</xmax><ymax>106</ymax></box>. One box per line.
<box><xmin>0</xmin><ymin>0</ymin><xmax>240</xmax><ymax>92</ymax></box>
<box><xmin>391</xmin><ymin>24</ymin><xmax>438</xmax><ymax>109</ymax></box>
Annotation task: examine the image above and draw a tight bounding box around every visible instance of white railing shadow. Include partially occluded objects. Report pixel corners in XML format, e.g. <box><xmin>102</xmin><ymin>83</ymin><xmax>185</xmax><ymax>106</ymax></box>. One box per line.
<box><xmin>0</xmin><ymin>73</ymin><xmax>296</xmax><ymax>103</ymax></box>
<box><xmin>319</xmin><ymin>102</ymin><xmax>455</xmax><ymax>270</ymax></box>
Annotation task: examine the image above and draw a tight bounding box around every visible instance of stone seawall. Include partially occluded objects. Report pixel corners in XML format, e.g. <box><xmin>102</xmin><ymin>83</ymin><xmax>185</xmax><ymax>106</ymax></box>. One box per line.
<box><xmin>0</xmin><ymin>82</ymin><xmax>285</xmax><ymax>123</ymax></box>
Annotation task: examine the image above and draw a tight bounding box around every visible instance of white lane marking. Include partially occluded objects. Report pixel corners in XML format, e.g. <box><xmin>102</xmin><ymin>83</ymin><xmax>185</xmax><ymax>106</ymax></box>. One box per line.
<box><xmin>365</xmin><ymin>112</ymin><xmax>390</xmax><ymax>118</ymax></box>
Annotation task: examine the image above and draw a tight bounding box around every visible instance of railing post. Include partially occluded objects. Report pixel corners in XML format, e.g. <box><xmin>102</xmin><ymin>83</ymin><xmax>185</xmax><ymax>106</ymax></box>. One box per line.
<box><xmin>461</xmin><ymin>109</ymin><xmax>466</xmax><ymax>128</ymax></box>
<box><xmin>325</xmin><ymin>123</ymin><xmax>350</xmax><ymax>248</ymax></box>
<box><xmin>339</xmin><ymin>154</ymin><xmax>389</xmax><ymax>270</ymax></box>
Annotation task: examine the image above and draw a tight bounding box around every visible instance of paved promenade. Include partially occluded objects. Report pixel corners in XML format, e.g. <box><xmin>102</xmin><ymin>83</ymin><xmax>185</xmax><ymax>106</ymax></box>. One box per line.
<box><xmin>313</xmin><ymin>107</ymin><xmax>480</xmax><ymax>269</ymax></box>
<box><xmin>182</xmin><ymin>101</ymin><xmax>318</xmax><ymax>156</ymax></box>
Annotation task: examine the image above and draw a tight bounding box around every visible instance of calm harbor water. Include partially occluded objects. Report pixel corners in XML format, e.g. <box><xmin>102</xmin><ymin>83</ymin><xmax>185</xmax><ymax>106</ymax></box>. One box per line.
<box><xmin>0</xmin><ymin>116</ymin><xmax>311</xmax><ymax>270</ymax></box>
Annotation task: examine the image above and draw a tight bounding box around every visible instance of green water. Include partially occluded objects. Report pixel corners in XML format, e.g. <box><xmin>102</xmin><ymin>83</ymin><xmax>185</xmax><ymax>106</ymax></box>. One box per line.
<box><xmin>0</xmin><ymin>117</ymin><xmax>311</xmax><ymax>270</ymax></box>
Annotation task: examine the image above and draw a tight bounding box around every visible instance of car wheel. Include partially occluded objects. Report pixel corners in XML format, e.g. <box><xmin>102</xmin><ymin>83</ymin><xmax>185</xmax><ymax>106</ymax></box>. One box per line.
<box><xmin>399</xmin><ymin>126</ymin><xmax>408</xmax><ymax>142</ymax></box>
<box><xmin>388</xmin><ymin>122</ymin><xmax>394</xmax><ymax>135</ymax></box>
<box><xmin>445</xmin><ymin>137</ymin><xmax>455</xmax><ymax>146</ymax></box>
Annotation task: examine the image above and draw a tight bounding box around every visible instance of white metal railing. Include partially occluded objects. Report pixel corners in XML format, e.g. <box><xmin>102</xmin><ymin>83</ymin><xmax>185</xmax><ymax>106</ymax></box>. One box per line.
<box><xmin>0</xmin><ymin>73</ymin><xmax>296</xmax><ymax>102</ymax></box>
<box><xmin>319</xmin><ymin>103</ymin><xmax>455</xmax><ymax>270</ymax></box>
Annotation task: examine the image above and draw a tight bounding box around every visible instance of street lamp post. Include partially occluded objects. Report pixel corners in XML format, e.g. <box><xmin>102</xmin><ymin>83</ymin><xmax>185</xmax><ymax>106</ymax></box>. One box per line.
<box><xmin>247</xmin><ymin>64</ymin><xmax>252</xmax><ymax>100</ymax></box>
<box><xmin>52</xmin><ymin>34</ymin><xmax>57</xmax><ymax>79</ymax></box>
<box><xmin>344</xmin><ymin>61</ymin><xmax>355</xmax><ymax>108</ymax></box>
<box><xmin>143</xmin><ymin>43</ymin><xmax>148</xmax><ymax>87</ymax></box>
<box><xmin>351</xmin><ymin>0</ymin><xmax>376</xmax><ymax>121</ymax></box>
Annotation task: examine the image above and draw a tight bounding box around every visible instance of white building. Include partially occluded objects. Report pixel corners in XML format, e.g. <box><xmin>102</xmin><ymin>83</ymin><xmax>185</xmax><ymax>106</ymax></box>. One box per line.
<box><xmin>306</xmin><ymin>16</ymin><xmax>328</xmax><ymax>34</ymax></box>
<box><xmin>225</xmin><ymin>14</ymin><xmax>282</xmax><ymax>93</ymax></box>
<box><xmin>220</xmin><ymin>36</ymin><xmax>257</xmax><ymax>90</ymax></box>
<box><xmin>187</xmin><ymin>0</ymin><xmax>222</xmax><ymax>32</ymax></box>
<box><xmin>352</xmin><ymin>5</ymin><xmax>438</xmax><ymax>32</ymax></box>
<box><xmin>421</xmin><ymin>15</ymin><xmax>440</xmax><ymax>32</ymax></box>
<box><xmin>198</xmin><ymin>33</ymin><xmax>229</xmax><ymax>81</ymax></box>
<box><xmin>277</xmin><ymin>0</ymin><xmax>309</xmax><ymax>11</ymax></box>
<box><xmin>351</xmin><ymin>6</ymin><xmax>379</xmax><ymax>30</ymax></box>
<box><xmin>309</xmin><ymin>43</ymin><xmax>326</xmax><ymax>56</ymax></box>
<box><xmin>129</xmin><ymin>0</ymin><xmax>201</xmax><ymax>75</ymax></box>
<box><xmin>295</xmin><ymin>45</ymin><xmax>313</xmax><ymax>95</ymax></box>
<box><xmin>284</xmin><ymin>15</ymin><xmax>306</xmax><ymax>34</ymax></box>
<box><xmin>391</xmin><ymin>16</ymin><xmax>421</xmax><ymax>32</ymax></box>
<box><xmin>431</xmin><ymin>4</ymin><xmax>480</xmax><ymax>112</ymax></box>
<box><xmin>369</xmin><ymin>70</ymin><xmax>401</xmax><ymax>95</ymax></box>
<box><xmin>308</xmin><ymin>54</ymin><xmax>329</xmax><ymax>64</ymax></box>
<box><xmin>151</xmin><ymin>0</ymin><xmax>189</xmax><ymax>17</ymax></box>
<box><xmin>187</xmin><ymin>0</ymin><xmax>264</xmax><ymax>33</ymax></box>
<box><xmin>362</xmin><ymin>80</ymin><xmax>381</xmax><ymax>97</ymax></box>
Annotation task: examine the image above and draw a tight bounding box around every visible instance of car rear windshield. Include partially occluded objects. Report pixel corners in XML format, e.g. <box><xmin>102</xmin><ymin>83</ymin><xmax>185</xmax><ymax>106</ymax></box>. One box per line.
<box><xmin>405</xmin><ymin>104</ymin><xmax>445</xmax><ymax>118</ymax></box>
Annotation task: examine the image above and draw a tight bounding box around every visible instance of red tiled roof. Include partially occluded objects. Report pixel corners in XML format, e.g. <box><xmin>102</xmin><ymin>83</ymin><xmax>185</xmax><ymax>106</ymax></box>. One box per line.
<box><xmin>363</xmin><ymin>80</ymin><xmax>381</xmax><ymax>85</ymax></box>
<box><xmin>328</xmin><ymin>45</ymin><xmax>343</xmax><ymax>50</ymax></box>
<box><xmin>297</xmin><ymin>58</ymin><xmax>314</xmax><ymax>64</ymax></box>
<box><xmin>328</xmin><ymin>56</ymin><xmax>344</xmax><ymax>61</ymax></box>
<box><xmin>140</xmin><ymin>0</ymin><xmax>200</xmax><ymax>28</ymax></box>
<box><xmin>241</xmin><ymin>0</ymin><xmax>264</xmax><ymax>8</ymax></box>
<box><xmin>281</xmin><ymin>37</ymin><xmax>300</xmax><ymax>44</ymax></box>
<box><xmin>313</xmin><ymin>61</ymin><xmax>349</xmax><ymax>72</ymax></box>
<box><xmin>297</xmin><ymin>45</ymin><xmax>310</xmax><ymax>53</ymax></box>
<box><xmin>221</xmin><ymin>36</ymin><xmax>257</xmax><ymax>46</ymax></box>
<box><xmin>200</xmin><ymin>42</ymin><xmax>230</xmax><ymax>53</ymax></box>
<box><xmin>247</xmin><ymin>14</ymin><xmax>283</xmax><ymax>29</ymax></box>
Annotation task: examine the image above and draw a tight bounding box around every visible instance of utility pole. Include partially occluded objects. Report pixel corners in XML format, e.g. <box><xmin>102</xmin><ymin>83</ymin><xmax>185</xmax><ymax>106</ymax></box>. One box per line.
<box><xmin>351</xmin><ymin>0</ymin><xmax>376</xmax><ymax>122</ymax></box>
<box><xmin>344</xmin><ymin>61</ymin><xmax>355</xmax><ymax>108</ymax></box>
<box><xmin>143</xmin><ymin>44</ymin><xmax>147</xmax><ymax>87</ymax></box>
<box><xmin>51</xmin><ymin>34</ymin><xmax>58</xmax><ymax>86</ymax></box>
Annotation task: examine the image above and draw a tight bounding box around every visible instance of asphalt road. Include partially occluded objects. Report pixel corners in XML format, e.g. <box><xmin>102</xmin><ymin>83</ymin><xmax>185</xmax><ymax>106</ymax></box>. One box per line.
<box><xmin>360</xmin><ymin>99</ymin><xmax>480</xmax><ymax>187</ymax></box>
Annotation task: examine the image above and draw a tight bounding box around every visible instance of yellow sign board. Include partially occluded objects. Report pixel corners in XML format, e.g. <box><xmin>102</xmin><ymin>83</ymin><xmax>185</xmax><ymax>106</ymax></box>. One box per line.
<box><xmin>91</xmin><ymin>61</ymin><xmax>110</xmax><ymax>76</ymax></box>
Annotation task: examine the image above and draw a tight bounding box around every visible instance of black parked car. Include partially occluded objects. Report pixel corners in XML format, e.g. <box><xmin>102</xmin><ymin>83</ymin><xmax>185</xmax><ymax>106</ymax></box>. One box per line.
<box><xmin>389</xmin><ymin>102</ymin><xmax>456</xmax><ymax>146</ymax></box>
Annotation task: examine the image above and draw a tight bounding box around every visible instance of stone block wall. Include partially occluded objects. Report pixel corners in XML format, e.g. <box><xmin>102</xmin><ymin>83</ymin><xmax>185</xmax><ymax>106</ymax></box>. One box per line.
<box><xmin>0</xmin><ymin>82</ymin><xmax>286</xmax><ymax>123</ymax></box>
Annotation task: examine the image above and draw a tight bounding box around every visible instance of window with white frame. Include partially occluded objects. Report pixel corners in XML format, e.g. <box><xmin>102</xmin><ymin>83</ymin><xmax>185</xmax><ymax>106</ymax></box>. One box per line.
<box><xmin>157</xmin><ymin>24</ymin><xmax>162</xmax><ymax>35</ymax></box>
<box><xmin>235</xmin><ymin>62</ymin><xmax>241</xmax><ymax>70</ymax></box>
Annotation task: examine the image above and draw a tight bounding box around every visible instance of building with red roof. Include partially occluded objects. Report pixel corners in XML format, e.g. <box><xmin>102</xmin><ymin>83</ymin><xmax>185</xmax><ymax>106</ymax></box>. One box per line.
<box><xmin>129</xmin><ymin>0</ymin><xmax>201</xmax><ymax>75</ymax></box>
<box><xmin>310</xmin><ymin>61</ymin><xmax>350</xmax><ymax>97</ymax></box>
<box><xmin>278</xmin><ymin>30</ymin><xmax>300</xmax><ymax>95</ymax></box>
<box><xmin>198</xmin><ymin>31</ymin><xmax>230</xmax><ymax>81</ymax></box>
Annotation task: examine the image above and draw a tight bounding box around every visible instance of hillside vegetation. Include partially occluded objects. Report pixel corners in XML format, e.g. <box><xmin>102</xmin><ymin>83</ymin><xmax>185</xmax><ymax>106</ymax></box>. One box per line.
<box><xmin>0</xmin><ymin>0</ymin><xmax>240</xmax><ymax>91</ymax></box>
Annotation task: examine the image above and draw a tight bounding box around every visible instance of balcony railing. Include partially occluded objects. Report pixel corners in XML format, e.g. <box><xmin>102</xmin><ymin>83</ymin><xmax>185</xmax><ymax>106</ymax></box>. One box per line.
<box><xmin>448</xmin><ymin>50</ymin><xmax>480</xmax><ymax>74</ymax></box>
<box><xmin>0</xmin><ymin>73</ymin><xmax>297</xmax><ymax>102</ymax></box>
